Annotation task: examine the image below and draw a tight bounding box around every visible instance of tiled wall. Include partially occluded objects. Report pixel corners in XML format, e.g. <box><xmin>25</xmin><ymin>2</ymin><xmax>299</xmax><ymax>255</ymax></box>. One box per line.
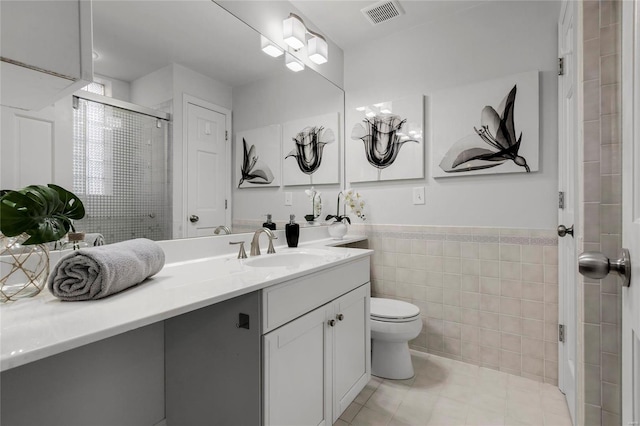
<box><xmin>582</xmin><ymin>1</ymin><xmax>622</xmax><ymax>424</ymax></box>
<box><xmin>351</xmin><ymin>224</ymin><xmax>559</xmax><ymax>385</ymax></box>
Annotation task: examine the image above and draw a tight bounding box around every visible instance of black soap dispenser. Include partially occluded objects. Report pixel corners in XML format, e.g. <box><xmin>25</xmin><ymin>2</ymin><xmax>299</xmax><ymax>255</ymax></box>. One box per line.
<box><xmin>263</xmin><ymin>214</ymin><xmax>276</xmax><ymax>230</ymax></box>
<box><xmin>286</xmin><ymin>214</ymin><xmax>299</xmax><ymax>248</ymax></box>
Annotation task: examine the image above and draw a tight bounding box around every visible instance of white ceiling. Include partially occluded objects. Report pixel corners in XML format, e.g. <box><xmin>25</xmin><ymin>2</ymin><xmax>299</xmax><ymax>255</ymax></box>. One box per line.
<box><xmin>92</xmin><ymin>0</ymin><xmax>491</xmax><ymax>86</ymax></box>
<box><xmin>289</xmin><ymin>0</ymin><xmax>485</xmax><ymax>50</ymax></box>
<box><xmin>92</xmin><ymin>1</ymin><xmax>283</xmax><ymax>86</ymax></box>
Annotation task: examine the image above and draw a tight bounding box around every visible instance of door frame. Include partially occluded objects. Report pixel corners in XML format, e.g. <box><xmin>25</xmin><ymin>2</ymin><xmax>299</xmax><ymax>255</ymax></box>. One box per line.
<box><xmin>181</xmin><ymin>93</ymin><xmax>232</xmax><ymax>235</ymax></box>
<box><xmin>557</xmin><ymin>0</ymin><xmax>582</xmax><ymax>422</ymax></box>
<box><xmin>621</xmin><ymin>0</ymin><xmax>638</xmax><ymax>422</ymax></box>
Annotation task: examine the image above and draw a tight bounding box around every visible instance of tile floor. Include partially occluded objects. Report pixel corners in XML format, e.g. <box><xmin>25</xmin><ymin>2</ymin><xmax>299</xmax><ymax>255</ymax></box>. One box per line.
<box><xmin>335</xmin><ymin>352</ymin><xmax>572</xmax><ymax>426</ymax></box>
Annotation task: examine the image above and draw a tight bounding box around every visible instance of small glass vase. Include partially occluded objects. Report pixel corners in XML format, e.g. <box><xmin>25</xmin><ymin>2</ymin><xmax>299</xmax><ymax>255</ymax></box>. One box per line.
<box><xmin>328</xmin><ymin>220</ymin><xmax>348</xmax><ymax>240</ymax></box>
<box><xmin>0</xmin><ymin>233</ymin><xmax>50</xmax><ymax>302</ymax></box>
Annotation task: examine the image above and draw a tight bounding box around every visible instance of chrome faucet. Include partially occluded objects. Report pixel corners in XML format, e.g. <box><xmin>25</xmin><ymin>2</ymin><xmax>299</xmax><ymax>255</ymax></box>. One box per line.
<box><xmin>214</xmin><ymin>225</ymin><xmax>231</xmax><ymax>235</ymax></box>
<box><xmin>250</xmin><ymin>227</ymin><xmax>277</xmax><ymax>256</ymax></box>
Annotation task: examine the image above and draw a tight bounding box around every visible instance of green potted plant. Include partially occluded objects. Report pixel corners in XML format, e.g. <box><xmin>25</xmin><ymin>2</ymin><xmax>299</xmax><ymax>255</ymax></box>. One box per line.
<box><xmin>0</xmin><ymin>184</ymin><xmax>85</xmax><ymax>302</ymax></box>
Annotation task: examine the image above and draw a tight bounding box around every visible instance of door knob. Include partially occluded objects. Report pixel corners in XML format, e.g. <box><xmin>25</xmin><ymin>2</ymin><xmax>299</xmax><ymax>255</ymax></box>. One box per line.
<box><xmin>578</xmin><ymin>248</ymin><xmax>631</xmax><ymax>287</ymax></box>
<box><xmin>557</xmin><ymin>225</ymin><xmax>574</xmax><ymax>237</ymax></box>
<box><xmin>189</xmin><ymin>215</ymin><xmax>199</xmax><ymax>223</ymax></box>
<box><xmin>336</xmin><ymin>313</ymin><xmax>344</xmax><ymax>321</ymax></box>
<box><xmin>328</xmin><ymin>319</ymin><xmax>336</xmax><ymax>327</ymax></box>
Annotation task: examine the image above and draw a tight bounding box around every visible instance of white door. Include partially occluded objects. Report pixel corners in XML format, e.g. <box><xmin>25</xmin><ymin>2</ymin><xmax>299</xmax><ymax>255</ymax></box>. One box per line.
<box><xmin>332</xmin><ymin>284</ymin><xmax>370</xmax><ymax>422</ymax></box>
<box><xmin>263</xmin><ymin>303</ymin><xmax>333</xmax><ymax>426</ymax></box>
<box><xmin>558</xmin><ymin>1</ymin><xmax>577</xmax><ymax>422</ymax></box>
<box><xmin>185</xmin><ymin>100</ymin><xmax>229</xmax><ymax>237</ymax></box>
<box><xmin>621</xmin><ymin>1</ymin><xmax>640</xmax><ymax>422</ymax></box>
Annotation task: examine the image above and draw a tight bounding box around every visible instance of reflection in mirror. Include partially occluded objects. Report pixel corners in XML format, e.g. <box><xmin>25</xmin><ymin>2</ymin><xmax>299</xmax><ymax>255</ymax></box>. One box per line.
<box><xmin>1</xmin><ymin>1</ymin><xmax>345</xmax><ymax>244</ymax></box>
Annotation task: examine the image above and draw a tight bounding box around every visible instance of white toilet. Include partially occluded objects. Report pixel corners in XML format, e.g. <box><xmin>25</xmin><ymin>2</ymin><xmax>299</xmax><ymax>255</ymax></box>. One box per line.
<box><xmin>370</xmin><ymin>297</ymin><xmax>423</xmax><ymax>380</ymax></box>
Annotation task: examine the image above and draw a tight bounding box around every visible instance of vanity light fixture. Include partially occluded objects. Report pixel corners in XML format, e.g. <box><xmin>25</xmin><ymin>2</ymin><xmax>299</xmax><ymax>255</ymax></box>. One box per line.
<box><xmin>283</xmin><ymin>13</ymin><xmax>306</xmax><ymax>50</ymax></box>
<box><xmin>307</xmin><ymin>33</ymin><xmax>328</xmax><ymax>64</ymax></box>
<box><xmin>261</xmin><ymin>35</ymin><xmax>284</xmax><ymax>57</ymax></box>
<box><xmin>285</xmin><ymin>52</ymin><xmax>305</xmax><ymax>72</ymax></box>
<box><xmin>281</xmin><ymin>13</ymin><xmax>329</xmax><ymax>66</ymax></box>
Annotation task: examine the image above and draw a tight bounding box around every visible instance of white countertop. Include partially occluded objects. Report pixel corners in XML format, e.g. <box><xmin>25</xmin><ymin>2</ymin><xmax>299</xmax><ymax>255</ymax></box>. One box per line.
<box><xmin>0</xmin><ymin>234</ymin><xmax>370</xmax><ymax>372</ymax></box>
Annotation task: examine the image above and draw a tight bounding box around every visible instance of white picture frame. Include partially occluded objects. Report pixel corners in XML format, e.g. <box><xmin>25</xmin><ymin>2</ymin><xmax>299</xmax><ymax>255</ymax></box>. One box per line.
<box><xmin>235</xmin><ymin>124</ymin><xmax>281</xmax><ymax>188</ymax></box>
<box><xmin>282</xmin><ymin>112</ymin><xmax>340</xmax><ymax>186</ymax></box>
<box><xmin>347</xmin><ymin>95</ymin><xmax>424</xmax><ymax>183</ymax></box>
<box><xmin>431</xmin><ymin>70</ymin><xmax>539</xmax><ymax>178</ymax></box>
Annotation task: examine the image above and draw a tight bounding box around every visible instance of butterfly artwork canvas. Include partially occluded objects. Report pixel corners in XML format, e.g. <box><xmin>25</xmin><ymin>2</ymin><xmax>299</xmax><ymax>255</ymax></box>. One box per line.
<box><xmin>432</xmin><ymin>71</ymin><xmax>539</xmax><ymax>178</ymax></box>
<box><xmin>236</xmin><ymin>125</ymin><xmax>281</xmax><ymax>188</ymax></box>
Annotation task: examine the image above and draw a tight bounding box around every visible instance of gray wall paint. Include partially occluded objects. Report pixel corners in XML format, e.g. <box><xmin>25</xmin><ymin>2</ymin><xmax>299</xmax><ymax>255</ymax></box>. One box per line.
<box><xmin>344</xmin><ymin>1</ymin><xmax>561</xmax><ymax>229</ymax></box>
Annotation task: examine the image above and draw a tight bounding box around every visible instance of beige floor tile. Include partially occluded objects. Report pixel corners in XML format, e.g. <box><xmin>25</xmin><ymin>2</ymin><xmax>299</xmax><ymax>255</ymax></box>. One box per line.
<box><xmin>334</xmin><ymin>419</ymin><xmax>350</xmax><ymax>426</ymax></box>
<box><xmin>412</xmin><ymin>373</ymin><xmax>446</xmax><ymax>393</ymax></box>
<box><xmin>349</xmin><ymin>353</ymin><xmax>570</xmax><ymax>426</ymax></box>
<box><xmin>507</xmin><ymin>388</ymin><xmax>542</xmax><ymax>407</ymax></box>
<box><xmin>391</xmin><ymin>389</ymin><xmax>437</xmax><ymax>425</ymax></box>
<box><xmin>444</xmin><ymin>371</ymin><xmax>478</xmax><ymax>388</ymax></box>
<box><xmin>340</xmin><ymin>401</ymin><xmax>364</xmax><ymax>423</ymax></box>
<box><xmin>468</xmin><ymin>391</ymin><xmax>507</xmax><ymax>414</ymax></box>
<box><xmin>440</xmin><ymin>382</ymin><xmax>475</xmax><ymax>404</ymax></box>
<box><xmin>475</xmin><ymin>380</ymin><xmax>508</xmax><ymax>399</ymax></box>
<box><xmin>504</xmin><ymin>416</ymin><xmax>533</xmax><ymax>426</ymax></box>
<box><xmin>352</xmin><ymin>406</ymin><xmax>393</xmax><ymax>426</ymax></box>
<box><xmin>543</xmin><ymin>411</ymin><xmax>572</xmax><ymax>426</ymax></box>
<box><xmin>365</xmin><ymin>381</ymin><xmax>410</xmax><ymax>416</ymax></box>
<box><xmin>540</xmin><ymin>383</ymin><xmax>565</xmax><ymax>401</ymax></box>
<box><xmin>356</xmin><ymin>377</ymin><xmax>384</xmax><ymax>405</ymax></box>
<box><xmin>508</xmin><ymin>374</ymin><xmax>540</xmax><ymax>392</ymax></box>
<box><xmin>506</xmin><ymin>399</ymin><xmax>545</xmax><ymax>425</ymax></box>
<box><xmin>428</xmin><ymin>412</ymin><xmax>470</xmax><ymax>426</ymax></box>
<box><xmin>542</xmin><ymin>396</ymin><xmax>571</xmax><ymax>418</ymax></box>
<box><xmin>466</xmin><ymin>406</ymin><xmax>506</xmax><ymax>426</ymax></box>
<box><xmin>431</xmin><ymin>396</ymin><xmax>469</xmax><ymax>421</ymax></box>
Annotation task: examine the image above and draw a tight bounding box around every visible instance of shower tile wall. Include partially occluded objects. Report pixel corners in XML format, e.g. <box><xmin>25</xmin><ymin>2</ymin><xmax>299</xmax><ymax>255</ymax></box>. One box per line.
<box><xmin>351</xmin><ymin>224</ymin><xmax>559</xmax><ymax>385</ymax></box>
<box><xmin>582</xmin><ymin>1</ymin><xmax>622</xmax><ymax>424</ymax></box>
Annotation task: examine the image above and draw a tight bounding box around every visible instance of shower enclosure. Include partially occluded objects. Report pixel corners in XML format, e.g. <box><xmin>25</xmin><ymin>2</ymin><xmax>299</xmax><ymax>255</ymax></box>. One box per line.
<box><xmin>72</xmin><ymin>91</ymin><xmax>172</xmax><ymax>243</ymax></box>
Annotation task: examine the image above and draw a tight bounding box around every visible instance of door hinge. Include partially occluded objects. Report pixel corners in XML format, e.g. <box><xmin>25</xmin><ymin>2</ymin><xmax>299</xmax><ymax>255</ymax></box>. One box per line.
<box><xmin>558</xmin><ymin>324</ymin><xmax>565</xmax><ymax>342</ymax></box>
<box><xmin>559</xmin><ymin>191</ymin><xmax>565</xmax><ymax>209</ymax></box>
<box><xmin>225</xmin><ymin>199</ymin><xmax>228</xmax><ymax>209</ymax></box>
<box><xmin>225</xmin><ymin>130</ymin><xmax>228</xmax><ymax>141</ymax></box>
<box><xmin>558</xmin><ymin>57</ymin><xmax>565</xmax><ymax>76</ymax></box>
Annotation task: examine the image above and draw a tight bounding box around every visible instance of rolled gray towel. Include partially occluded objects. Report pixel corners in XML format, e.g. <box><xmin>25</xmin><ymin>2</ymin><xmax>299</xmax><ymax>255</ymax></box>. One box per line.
<box><xmin>48</xmin><ymin>238</ymin><xmax>165</xmax><ymax>301</ymax></box>
<box><xmin>84</xmin><ymin>233</ymin><xmax>105</xmax><ymax>246</ymax></box>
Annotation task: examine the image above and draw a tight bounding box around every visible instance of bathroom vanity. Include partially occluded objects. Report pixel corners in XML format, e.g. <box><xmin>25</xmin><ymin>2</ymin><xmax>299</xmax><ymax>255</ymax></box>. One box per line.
<box><xmin>0</xmin><ymin>233</ymin><xmax>371</xmax><ymax>425</ymax></box>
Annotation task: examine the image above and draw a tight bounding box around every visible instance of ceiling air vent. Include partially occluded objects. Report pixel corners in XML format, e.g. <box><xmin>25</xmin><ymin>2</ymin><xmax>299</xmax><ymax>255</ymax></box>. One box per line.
<box><xmin>361</xmin><ymin>0</ymin><xmax>405</xmax><ymax>25</ymax></box>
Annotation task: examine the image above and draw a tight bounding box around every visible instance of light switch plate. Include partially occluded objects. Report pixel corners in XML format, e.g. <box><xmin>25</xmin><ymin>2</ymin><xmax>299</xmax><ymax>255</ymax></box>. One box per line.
<box><xmin>284</xmin><ymin>192</ymin><xmax>293</xmax><ymax>206</ymax></box>
<box><xmin>413</xmin><ymin>187</ymin><xmax>425</xmax><ymax>205</ymax></box>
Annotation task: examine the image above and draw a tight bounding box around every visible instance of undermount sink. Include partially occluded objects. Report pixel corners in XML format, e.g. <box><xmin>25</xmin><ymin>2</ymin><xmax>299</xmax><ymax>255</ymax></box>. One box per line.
<box><xmin>244</xmin><ymin>249</ymin><xmax>342</xmax><ymax>268</ymax></box>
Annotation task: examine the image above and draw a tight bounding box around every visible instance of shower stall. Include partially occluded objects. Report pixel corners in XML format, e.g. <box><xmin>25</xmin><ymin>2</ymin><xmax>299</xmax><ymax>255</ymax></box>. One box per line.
<box><xmin>72</xmin><ymin>91</ymin><xmax>172</xmax><ymax>243</ymax></box>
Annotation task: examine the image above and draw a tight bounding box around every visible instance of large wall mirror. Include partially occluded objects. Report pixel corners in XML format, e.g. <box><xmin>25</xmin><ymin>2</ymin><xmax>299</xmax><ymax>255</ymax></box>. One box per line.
<box><xmin>1</xmin><ymin>0</ymin><xmax>344</xmax><ymax>243</ymax></box>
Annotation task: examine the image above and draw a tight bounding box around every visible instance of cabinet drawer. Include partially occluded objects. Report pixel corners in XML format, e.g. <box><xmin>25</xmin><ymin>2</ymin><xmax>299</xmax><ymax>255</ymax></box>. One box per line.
<box><xmin>262</xmin><ymin>257</ymin><xmax>370</xmax><ymax>333</ymax></box>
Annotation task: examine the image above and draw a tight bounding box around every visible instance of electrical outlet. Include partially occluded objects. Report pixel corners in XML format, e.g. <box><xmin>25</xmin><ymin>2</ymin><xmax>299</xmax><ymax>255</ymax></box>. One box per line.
<box><xmin>412</xmin><ymin>187</ymin><xmax>425</xmax><ymax>205</ymax></box>
<box><xmin>284</xmin><ymin>192</ymin><xmax>293</xmax><ymax>206</ymax></box>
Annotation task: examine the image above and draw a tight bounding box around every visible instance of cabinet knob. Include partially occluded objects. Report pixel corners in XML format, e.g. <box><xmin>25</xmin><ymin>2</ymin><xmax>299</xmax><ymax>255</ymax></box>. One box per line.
<box><xmin>328</xmin><ymin>319</ymin><xmax>336</xmax><ymax>327</ymax></box>
<box><xmin>336</xmin><ymin>314</ymin><xmax>344</xmax><ymax>321</ymax></box>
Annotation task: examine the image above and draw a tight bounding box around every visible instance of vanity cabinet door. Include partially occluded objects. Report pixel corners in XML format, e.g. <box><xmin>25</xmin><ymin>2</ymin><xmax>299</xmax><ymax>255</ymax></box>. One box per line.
<box><xmin>332</xmin><ymin>284</ymin><xmax>371</xmax><ymax>422</ymax></box>
<box><xmin>263</xmin><ymin>303</ymin><xmax>333</xmax><ymax>426</ymax></box>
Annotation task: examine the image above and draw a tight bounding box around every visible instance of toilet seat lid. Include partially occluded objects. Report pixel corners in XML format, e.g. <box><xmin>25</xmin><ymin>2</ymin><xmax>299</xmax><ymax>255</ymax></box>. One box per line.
<box><xmin>371</xmin><ymin>298</ymin><xmax>420</xmax><ymax>320</ymax></box>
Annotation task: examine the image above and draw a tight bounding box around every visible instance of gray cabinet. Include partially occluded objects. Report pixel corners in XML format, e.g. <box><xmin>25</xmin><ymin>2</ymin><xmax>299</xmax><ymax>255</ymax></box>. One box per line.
<box><xmin>165</xmin><ymin>291</ymin><xmax>262</xmax><ymax>425</ymax></box>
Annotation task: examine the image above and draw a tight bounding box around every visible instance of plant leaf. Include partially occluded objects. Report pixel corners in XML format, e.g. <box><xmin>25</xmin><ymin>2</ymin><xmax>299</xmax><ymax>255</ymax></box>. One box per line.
<box><xmin>0</xmin><ymin>184</ymin><xmax>85</xmax><ymax>244</ymax></box>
